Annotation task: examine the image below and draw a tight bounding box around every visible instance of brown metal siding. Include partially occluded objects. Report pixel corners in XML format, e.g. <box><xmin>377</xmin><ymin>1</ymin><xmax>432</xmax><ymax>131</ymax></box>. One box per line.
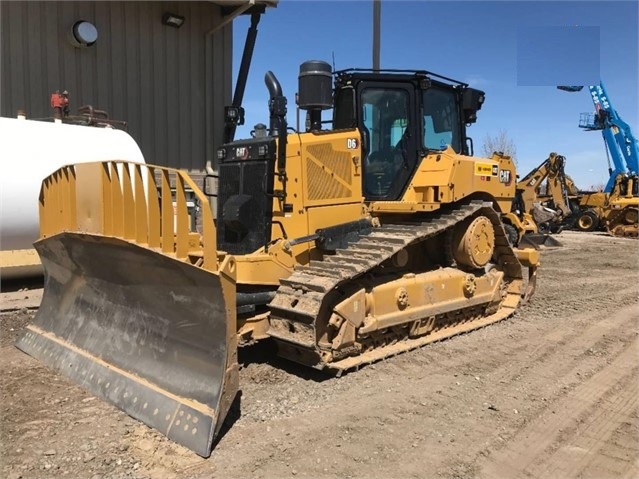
<box><xmin>1</xmin><ymin>1</ymin><xmax>232</xmax><ymax>171</ymax></box>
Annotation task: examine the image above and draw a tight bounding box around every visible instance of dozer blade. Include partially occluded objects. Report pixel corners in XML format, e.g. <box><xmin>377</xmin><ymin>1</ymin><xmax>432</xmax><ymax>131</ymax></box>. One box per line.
<box><xmin>520</xmin><ymin>233</ymin><xmax>563</xmax><ymax>248</ymax></box>
<box><xmin>15</xmin><ymin>232</ymin><xmax>238</xmax><ymax>457</ymax></box>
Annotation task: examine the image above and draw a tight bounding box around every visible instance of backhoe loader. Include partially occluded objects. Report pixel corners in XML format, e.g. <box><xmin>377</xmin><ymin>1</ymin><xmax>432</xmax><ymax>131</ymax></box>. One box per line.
<box><xmin>518</xmin><ymin>152</ymin><xmax>573</xmax><ymax>231</ymax></box>
<box><xmin>17</xmin><ymin>61</ymin><xmax>540</xmax><ymax>457</ymax></box>
<box><xmin>539</xmin><ymin>162</ymin><xmax>638</xmax><ymax>237</ymax></box>
<box><xmin>556</xmin><ymin>174</ymin><xmax>606</xmax><ymax>232</ymax></box>
<box><xmin>500</xmin><ymin>152</ymin><xmax>568</xmax><ymax>247</ymax></box>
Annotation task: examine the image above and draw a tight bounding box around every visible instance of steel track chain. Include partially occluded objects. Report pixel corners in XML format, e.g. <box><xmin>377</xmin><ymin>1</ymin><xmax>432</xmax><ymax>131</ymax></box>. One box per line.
<box><xmin>606</xmin><ymin>205</ymin><xmax>639</xmax><ymax>238</ymax></box>
<box><xmin>267</xmin><ymin>200</ymin><xmax>524</xmax><ymax>370</ymax></box>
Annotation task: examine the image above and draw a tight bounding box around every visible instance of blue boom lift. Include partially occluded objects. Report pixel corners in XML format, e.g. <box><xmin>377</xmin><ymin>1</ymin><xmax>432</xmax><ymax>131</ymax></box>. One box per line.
<box><xmin>558</xmin><ymin>82</ymin><xmax>639</xmax><ymax>192</ymax></box>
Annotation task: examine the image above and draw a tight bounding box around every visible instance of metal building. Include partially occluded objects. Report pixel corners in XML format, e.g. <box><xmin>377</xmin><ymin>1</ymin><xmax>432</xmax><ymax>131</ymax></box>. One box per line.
<box><xmin>1</xmin><ymin>0</ymin><xmax>276</xmax><ymax>172</ymax></box>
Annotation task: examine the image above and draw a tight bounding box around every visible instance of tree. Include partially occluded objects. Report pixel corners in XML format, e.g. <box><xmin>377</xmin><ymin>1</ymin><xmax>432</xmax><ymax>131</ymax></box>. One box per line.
<box><xmin>482</xmin><ymin>129</ymin><xmax>517</xmax><ymax>164</ymax></box>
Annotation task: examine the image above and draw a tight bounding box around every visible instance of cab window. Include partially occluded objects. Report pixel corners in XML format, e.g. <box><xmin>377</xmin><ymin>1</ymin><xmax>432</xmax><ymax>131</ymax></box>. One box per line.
<box><xmin>423</xmin><ymin>88</ymin><xmax>461</xmax><ymax>152</ymax></box>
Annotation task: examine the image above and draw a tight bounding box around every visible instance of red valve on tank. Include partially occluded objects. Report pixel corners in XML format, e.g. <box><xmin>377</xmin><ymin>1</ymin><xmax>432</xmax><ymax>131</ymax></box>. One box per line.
<box><xmin>50</xmin><ymin>90</ymin><xmax>70</xmax><ymax>119</ymax></box>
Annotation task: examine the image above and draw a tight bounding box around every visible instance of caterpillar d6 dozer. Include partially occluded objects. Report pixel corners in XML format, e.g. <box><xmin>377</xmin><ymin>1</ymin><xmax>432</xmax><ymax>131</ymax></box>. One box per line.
<box><xmin>17</xmin><ymin>61</ymin><xmax>540</xmax><ymax>457</ymax></box>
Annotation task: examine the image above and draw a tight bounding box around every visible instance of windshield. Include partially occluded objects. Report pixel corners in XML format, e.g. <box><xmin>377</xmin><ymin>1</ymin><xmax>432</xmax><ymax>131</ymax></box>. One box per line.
<box><xmin>362</xmin><ymin>89</ymin><xmax>408</xmax><ymax>151</ymax></box>
<box><xmin>422</xmin><ymin>87</ymin><xmax>461</xmax><ymax>152</ymax></box>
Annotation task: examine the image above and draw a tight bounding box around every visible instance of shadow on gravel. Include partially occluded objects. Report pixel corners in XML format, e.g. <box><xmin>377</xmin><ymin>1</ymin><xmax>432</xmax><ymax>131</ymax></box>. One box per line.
<box><xmin>0</xmin><ymin>276</ymin><xmax>44</xmax><ymax>293</ymax></box>
<box><xmin>238</xmin><ymin>339</ymin><xmax>336</xmax><ymax>383</ymax></box>
<box><xmin>212</xmin><ymin>391</ymin><xmax>243</xmax><ymax>449</ymax></box>
<box><xmin>212</xmin><ymin>342</ymin><xmax>336</xmax><ymax>448</ymax></box>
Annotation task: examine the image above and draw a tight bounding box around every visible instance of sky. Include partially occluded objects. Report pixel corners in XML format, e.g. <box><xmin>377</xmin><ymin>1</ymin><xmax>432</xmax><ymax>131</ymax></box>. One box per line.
<box><xmin>231</xmin><ymin>0</ymin><xmax>638</xmax><ymax>189</ymax></box>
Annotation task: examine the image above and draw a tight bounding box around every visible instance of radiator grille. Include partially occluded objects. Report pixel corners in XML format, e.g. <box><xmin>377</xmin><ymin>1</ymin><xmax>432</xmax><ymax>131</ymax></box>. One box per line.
<box><xmin>216</xmin><ymin>160</ymin><xmax>274</xmax><ymax>255</ymax></box>
<box><xmin>307</xmin><ymin>161</ymin><xmax>351</xmax><ymax>200</ymax></box>
<box><xmin>306</xmin><ymin>144</ymin><xmax>352</xmax><ymax>200</ymax></box>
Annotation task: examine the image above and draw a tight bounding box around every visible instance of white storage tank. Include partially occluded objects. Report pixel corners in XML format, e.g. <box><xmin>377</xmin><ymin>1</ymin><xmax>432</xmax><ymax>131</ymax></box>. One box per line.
<box><xmin>0</xmin><ymin>117</ymin><xmax>146</xmax><ymax>280</ymax></box>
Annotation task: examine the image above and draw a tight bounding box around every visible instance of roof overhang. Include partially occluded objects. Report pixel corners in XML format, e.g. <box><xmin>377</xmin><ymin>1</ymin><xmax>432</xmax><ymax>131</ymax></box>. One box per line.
<box><xmin>207</xmin><ymin>0</ymin><xmax>277</xmax><ymax>33</ymax></box>
<box><xmin>210</xmin><ymin>0</ymin><xmax>278</xmax><ymax>7</ymax></box>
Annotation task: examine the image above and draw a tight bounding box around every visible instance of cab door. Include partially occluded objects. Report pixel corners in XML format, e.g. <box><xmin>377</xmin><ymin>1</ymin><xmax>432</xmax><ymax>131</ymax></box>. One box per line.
<box><xmin>357</xmin><ymin>82</ymin><xmax>418</xmax><ymax>201</ymax></box>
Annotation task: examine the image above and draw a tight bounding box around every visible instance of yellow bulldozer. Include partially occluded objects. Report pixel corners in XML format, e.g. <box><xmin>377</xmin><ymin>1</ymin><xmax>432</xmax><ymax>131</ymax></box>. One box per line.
<box><xmin>598</xmin><ymin>173</ymin><xmax>638</xmax><ymax>237</ymax></box>
<box><xmin>16</xmin><ymin>61</ymin><xmax>539</xmax><ymax>457</ymax></box>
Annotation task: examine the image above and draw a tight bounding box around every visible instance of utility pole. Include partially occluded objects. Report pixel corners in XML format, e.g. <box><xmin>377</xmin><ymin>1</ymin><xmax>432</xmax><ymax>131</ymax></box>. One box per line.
<box><xmin>373</xmin><ymin>0</ymin><xmax>381</xmax><ymax>71</ymax></box>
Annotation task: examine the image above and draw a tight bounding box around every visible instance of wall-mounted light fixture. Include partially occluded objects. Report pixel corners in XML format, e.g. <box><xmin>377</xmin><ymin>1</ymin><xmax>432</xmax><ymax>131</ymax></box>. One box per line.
<box><xmin>162</xmin><ymin>12</ymin><xmax>185</xmax><ymax>28</ymax></box>
<box><xmin>69</xmin><ymin>20</ymin><xmax>98</xmax><ymax>48</ymax></box>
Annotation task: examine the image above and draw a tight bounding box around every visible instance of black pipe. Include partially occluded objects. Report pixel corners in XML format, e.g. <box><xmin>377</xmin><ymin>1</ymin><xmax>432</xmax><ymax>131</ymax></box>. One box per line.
<box><xmin>308</xmin><ymin>109</ymin><xmax>322</xmax><ymax>132</ymax></box>
<box><xmin>264</xmin><ymin>71</ymin><xmax>283</xmax><ymax>101</ymax></box>
<box><xmin>224</xmin><ymin>12</ymin><xmax>261</xmax><ymax>144</ymax></box>
<box><xmin>373</xmin><ymin>0</ymin><xmax>381</xmax><ymax>71</ymax></box>
<box><xmin>264</xmin><ymin>71</ymin><xmax>287</xmax><ymax>171</ymax></box>
<box><xmin>236</xmin><ymin>291</ymin><xmax>276</xmax><ymax>307</ymax></box>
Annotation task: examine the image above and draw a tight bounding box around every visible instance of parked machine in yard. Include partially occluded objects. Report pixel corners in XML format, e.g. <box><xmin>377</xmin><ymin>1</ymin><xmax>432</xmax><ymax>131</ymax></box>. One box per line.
<box><xmin>562</xmin><ymin>176</ymin><xmax>637</xmax><ymax>235</ymax></box>
<box><xmin>16</xmin><ymin>61</ymin><xmax>540</xmax><ymax>457</ymax></box>
<box><xmin>601</xmin><ymin>173</ymin><xmax>639</xmax><ymax>237</ymax></box>
<box><xmin>558</xmin><ymin>82</ymin><xmax>638</xmax><ymax>237</ymax></box>
<box><xmin>509</xmin><ymin>152</ymin><xmax>573</xmax><ymax>236</ymax></box>
<box><xmin>557</xmin><ymin>174</ymin><xmax>607</xmax><ymax>232</ymax></box>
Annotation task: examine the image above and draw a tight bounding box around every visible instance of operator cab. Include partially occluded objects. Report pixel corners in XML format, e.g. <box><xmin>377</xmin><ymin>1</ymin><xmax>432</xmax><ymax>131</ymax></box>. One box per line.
<box><xmin>332</xmin><ymin>69</ymin><xmax>485</xmax><ymax>201</ymax></box>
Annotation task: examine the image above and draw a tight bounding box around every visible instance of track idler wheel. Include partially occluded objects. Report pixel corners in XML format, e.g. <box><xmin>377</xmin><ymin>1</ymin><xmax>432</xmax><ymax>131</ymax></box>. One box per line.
<box><xmin>452</xmin><ymin>215</ymin><xmax>495</xmax><ymax>269</ymax></box>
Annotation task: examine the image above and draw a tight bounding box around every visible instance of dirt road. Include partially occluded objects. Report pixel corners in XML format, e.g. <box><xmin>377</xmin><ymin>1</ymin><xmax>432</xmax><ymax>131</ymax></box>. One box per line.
<box><xmin>1</xmin><ymin>231</ymin><xmax>638</xmax><ymax>479</ymax></box>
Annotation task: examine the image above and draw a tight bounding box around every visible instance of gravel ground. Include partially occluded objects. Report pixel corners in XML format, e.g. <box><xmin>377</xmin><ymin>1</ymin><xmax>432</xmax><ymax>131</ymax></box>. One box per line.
<box><xmin>1</xmin><ymin>230</ymin><xmax>638</xmax><ymax>479</ymax></box>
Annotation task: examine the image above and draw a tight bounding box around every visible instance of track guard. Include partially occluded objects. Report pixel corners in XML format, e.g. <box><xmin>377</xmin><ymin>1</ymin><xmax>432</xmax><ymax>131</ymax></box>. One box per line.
<box><xmin>16</xmin><ymin>233</ymin><xmax>238</xmax><ymax>457</ymax></box>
